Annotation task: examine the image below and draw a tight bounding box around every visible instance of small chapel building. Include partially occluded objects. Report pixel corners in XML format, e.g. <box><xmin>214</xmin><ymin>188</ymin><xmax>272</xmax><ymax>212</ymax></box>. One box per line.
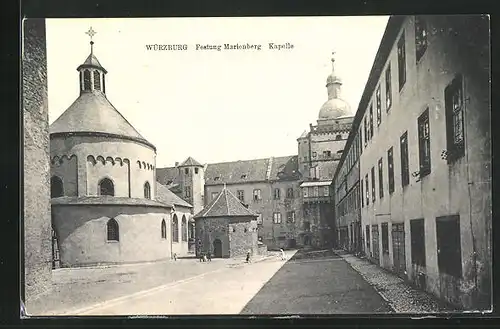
<box><xmin>193</xmin><ymin>186</ymin><xmax>260</xmax><ymax>258</ymax></box>
<box><xmin>49</xmin><ymin>34</ymin><xmax>192</xmax><ymax>267</ymax></box>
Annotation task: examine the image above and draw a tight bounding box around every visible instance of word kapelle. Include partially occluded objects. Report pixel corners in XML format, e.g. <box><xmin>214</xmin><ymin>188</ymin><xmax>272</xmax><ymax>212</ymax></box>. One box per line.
<box><xmin>268</xmin><ymin>42</ymin><xmax>294</xmax><ymax>50</ymax></box>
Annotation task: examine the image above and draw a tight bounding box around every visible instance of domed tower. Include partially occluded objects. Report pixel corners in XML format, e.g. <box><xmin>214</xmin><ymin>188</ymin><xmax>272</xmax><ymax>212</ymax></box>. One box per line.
<box><xmin>318</xmin><ymin>53</ymin><xmax>353</xmax><ymax>126</ymax></box>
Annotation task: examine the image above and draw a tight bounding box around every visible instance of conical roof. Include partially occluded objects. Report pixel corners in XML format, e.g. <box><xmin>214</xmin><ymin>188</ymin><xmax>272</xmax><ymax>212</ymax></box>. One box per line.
<box><xmin>178</xmin><ymin>156</ymin><xmax>203</xmax><ymax>167</ymax></box>
<box><xmin>194</xmin><ymin>186</ymin><xmax>257</xmax><ymax>218</ymax></box>
<box><xmin>50</xmin><ymin>90</ymin><xmax>152</xmax><ymax>147</ymax></box>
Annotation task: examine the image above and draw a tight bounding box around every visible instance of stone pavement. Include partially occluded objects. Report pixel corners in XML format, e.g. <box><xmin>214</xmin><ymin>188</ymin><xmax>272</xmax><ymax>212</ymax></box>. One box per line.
<box><xmin>241</xmin><ymin>249</ymin><xmax>392</xmax><ymax>314</ymax></box>
<box><xmin>333</xmin><ymin>250</ymin><xmax>459</xmax><ymax>313</ymax></box>
<box><xmin>26</xmin><ymin>251</ymin><xmax>279</xmax><ymax>316</ymax></box>
<box><xmin>77</xmin><ymin>250</ymin><xmax>297</xmax><ymax>315</ymax></box>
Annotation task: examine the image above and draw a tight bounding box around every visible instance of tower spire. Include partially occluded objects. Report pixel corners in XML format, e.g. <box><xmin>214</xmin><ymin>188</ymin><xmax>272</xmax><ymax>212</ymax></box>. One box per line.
<box><xmin>331</xmin><ymin>51</ymin><xmax>336</xmax><ymax>73</ymax></box>
<box><xmin>85</xmin><ymin>27</ymin><xmax>97</xmax><ymax>55</ymax></box>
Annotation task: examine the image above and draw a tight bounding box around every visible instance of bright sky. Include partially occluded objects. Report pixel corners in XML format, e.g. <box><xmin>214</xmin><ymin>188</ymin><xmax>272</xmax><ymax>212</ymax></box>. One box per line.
<box><xmin>46</xmin><ymin>17</ymin><xmax>389</xmax><ymax>168</ymax></box>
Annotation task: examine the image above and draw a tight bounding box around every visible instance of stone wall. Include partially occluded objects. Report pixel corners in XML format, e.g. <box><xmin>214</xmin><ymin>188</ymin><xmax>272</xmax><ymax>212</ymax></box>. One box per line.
<box><xmin>195</xmin><ymin>217</ymin><xmax>230</xmax><ymax>258</ymax></box>
<box><xmin>229</xmin><ymin>217</ymin><xmax>258</xmax><ymax>257</ymax></box>
<box><xmin>22</xmin><ymin>18</ymin><xmax>52</xmax><ymax>303</ymax></box>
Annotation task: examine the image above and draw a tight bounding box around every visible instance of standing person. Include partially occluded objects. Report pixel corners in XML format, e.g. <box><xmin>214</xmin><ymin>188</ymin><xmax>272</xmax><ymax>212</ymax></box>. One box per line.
<box><xmin>246</xmin><ymin>250</ymin><xmax>251</xmax><ymax>263</ymax></box>
<box><xmin>207</xmin><ymin>251</ymin><xmax>212</xmax><ymax>262</ymax></box>
<box><xmin>280</xmin><ymin>248</ymin><xmax>286</xmax><ymax>261</ymax></box>
<box><xmin>173</xmin><ymin>253</ymin><xmax>177</xmax><ymax>261</ymax></box>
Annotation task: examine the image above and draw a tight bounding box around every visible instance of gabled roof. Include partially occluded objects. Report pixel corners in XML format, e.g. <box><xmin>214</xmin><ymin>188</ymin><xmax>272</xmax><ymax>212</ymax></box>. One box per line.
<box><xmin>156</xmin><ymin>182</ymin><xmax>192</xmax><ymax>208</ymax></box>
<box><xmin>178</xmin><ymin>156</ymin><xmax>203</xmax><ymax>167</ymax></box>
<box><xmin>194</xmin><ymin>187</ymin><xmax>258</xmax><ymax>219</ymax></box>
<box><xmin>49</xmin><ymin>91</ymin><xmax>153</xmax><ymax>148</ymax></box>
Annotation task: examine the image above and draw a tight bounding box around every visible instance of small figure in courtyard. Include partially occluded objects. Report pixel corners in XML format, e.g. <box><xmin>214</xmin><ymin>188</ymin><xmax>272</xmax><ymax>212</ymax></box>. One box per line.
<box><xmin>280</xmin><ymin>248</ymin><xmax>286</xmax><ymax>261</ymax></box>
<box><xmin>246</xmin><ymin>250</ymin><xmax>251</xmax><ymax>263</ymax></box>
<box><xmin>173</xmin><ymin>253</ymin><xmax>177</xmax><ymax>261</ymax></box>
<box><xmin>199</xmin><ymin>252</ymin><xmax>205</xmax><ymax>262</ymax></box>
<box><xmin>207</xmin><ymin>251</ymin><xmax>212</xmax><ymax>262</ymax></box>
<box><xmin>203</xmin><ymin>253</ymin><xmax>208</xmax><ymax>262</ymax></box>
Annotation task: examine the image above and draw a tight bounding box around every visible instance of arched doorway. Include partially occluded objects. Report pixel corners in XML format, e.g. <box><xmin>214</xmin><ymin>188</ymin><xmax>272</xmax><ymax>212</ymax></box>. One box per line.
<box><xmin>213</xmin><ymin>239</ymin><xmax>222</xmax><ymax>258</ymax></box>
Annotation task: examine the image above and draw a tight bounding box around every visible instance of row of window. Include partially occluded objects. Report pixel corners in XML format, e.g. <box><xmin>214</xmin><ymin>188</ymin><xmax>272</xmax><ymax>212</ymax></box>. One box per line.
<box><xmin>81</xmin><ymin>69</ymin><xmax>105</xmax><ymax>92</ymax></box>
<box><xmin>336</xmin><ymin>185</ymin><xmax>361</xmax><ymax>217</ymax></box>
<box><xmin>302</xmin><ymin>186</ymin><xmax>329</xmax><ymax>198</ymax></box>
<box><xmin>211</xmin><ymin>187</ymin><xmax>296</xmax><ymax>203</ymax></box>
<box><xmin>361</xmin><ymin>75</ymin><xmax>464</xmax><ymax>207</ymax></box>
<box><xmin>184</xmin><ymin>167</ymin><xmax>200</xmax><ymax>175</ymax></box>
<box><xmin>364</xmin><ymin>215</ymin><xmax>462</xmax><ymax>278</ymax></box>
<box><xmin>50</xmin><ymin>176</ymin><xmax>153</xmax><ymax>199</ymax></box>
<box><xmin>272</xmin><ymin>211</ymin><xmax>296</xmax><ymax>224</ymax></box>
<box><xmin>357</xmin><ymin>17</ymin><xmax>429</xmax><ymax>157</ymax></box>
<box><xmin>107</xmin><ymin>216</ymin><xmax>190</xmax><ymax>242</ymax></box>
<box><xmin>336</xmin><ymin>17</ymin><xmax>430</xmax><ymax>189</ymax></box>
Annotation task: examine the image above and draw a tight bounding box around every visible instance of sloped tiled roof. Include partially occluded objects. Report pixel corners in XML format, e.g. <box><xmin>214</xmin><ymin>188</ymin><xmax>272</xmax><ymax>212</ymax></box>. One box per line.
<box><xmin>269</xmin><ymin>155</ymin><xmax>301</xmax><ymax>181</ymax></box>
<box><xmin>204</xmin><ymin>158</ymin><xmax>270</xmax><ymax>185</ymax></box>
<box><xmin>156</xmin><ymin>167</ymin><xmax>180</xmax><ymax>186</ymax></box>
<box><xmin>156</xmin><ymin>182</ymin><xmax>192</xmax><ymax>208</ymax></box>
<box><xmin>178</xmin><ymin>156</ymin><xmax>203</xmax><ymax>167</ymax></box>
<box><xmin>50</xmin><ymin>91</ymin><xmax>152</xmax><ymax>146</ymax></box>
<box><xmin>194</xmin><ymin>187</ymin><xmax>258</xmax><ymax>219</ymax></box>
<box><xmin>156</xmin><ymin>155</ymin><xmax>301</xmax><ymax>187</ymax></box>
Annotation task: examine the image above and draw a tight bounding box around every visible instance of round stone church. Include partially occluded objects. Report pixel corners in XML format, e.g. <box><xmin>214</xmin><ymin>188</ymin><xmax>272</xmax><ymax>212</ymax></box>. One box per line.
<box><xmin>49</xmin><ymin>39</ymin><xmax>192</xmax><ymax>267</ymax></box>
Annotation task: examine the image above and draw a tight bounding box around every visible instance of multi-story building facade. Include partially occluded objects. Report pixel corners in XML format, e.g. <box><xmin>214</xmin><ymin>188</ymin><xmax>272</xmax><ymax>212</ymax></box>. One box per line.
<box><xmin>296</xmin><ymin>55</ymin><xmax>354</xmax><ymax>247</ymax></box>
<box><xmin>157</xmin><ymin>56</ymin><xmax>355</xmax><ymax>250</ymax></box>
<box><xmin>332</xmin><ymin>15</ymin><xmax>491</xmax><ymax>310</ymax></box>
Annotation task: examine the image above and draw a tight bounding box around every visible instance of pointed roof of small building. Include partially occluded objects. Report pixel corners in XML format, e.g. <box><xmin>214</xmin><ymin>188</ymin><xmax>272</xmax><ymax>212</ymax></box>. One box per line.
<box><xmin>194</xmin><ymin>185</ymin><xmax>258</xmax><ymax>219</ymax></box>
<box><xmin>178</xmin><ymin>156</ymin><xmax>203</xmax><ymax>167</ymax></box>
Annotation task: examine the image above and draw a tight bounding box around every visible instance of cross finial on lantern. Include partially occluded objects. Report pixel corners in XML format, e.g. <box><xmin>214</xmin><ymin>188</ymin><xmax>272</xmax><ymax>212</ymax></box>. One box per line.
<box><xmin>331</xmin><ymin>51</ymin><xmax>336</xmax><ymax>72</ymax></box>
<box><xmin>85</xmin><ymin>27</ymin><xmax>97</xmax><ymax>40</ymax></box>
<box><xmin>85</xmin><ymin>27</ymin><xmax>97</xmax><ymax>54</ymax></box>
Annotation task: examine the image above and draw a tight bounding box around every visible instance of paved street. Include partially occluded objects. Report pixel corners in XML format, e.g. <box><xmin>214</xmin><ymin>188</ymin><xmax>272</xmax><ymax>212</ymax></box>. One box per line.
<box><xmin>74</xmin><ymin>251</ymin><xmax>297</xmax><ymax>315</ymax></box>
<box><xmin>28</xmin><ymin>249</ymin><xmax>403</xmax><ymax>316</ymax></box>
<box><xmin>241</xmin><ymin>249</ymin><xmax>392</xmax><ymax>314</ymax></box>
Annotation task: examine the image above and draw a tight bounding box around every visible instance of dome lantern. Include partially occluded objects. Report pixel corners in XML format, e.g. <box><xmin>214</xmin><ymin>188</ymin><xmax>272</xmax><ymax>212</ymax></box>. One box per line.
<box><xmin>77</xmin><ymin>27</ymin><xmax>108</xmax><ymax>95</ymax></box>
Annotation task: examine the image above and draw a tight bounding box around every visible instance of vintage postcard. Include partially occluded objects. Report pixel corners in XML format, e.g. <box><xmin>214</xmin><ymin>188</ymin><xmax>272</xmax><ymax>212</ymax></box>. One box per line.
<box><xmin>22</xmin><ymin>15</ymin><xmax>491</xmax><ymax>316</ymax></box>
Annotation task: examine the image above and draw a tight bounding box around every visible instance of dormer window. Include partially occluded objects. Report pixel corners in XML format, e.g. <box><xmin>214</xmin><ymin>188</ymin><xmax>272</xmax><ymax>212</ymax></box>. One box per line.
<box><xmin>337</xmin><ymin>149</ymin><xmax>344</xmax><ymax>154</ymax></box>
<box><xmin>195</xmin><ymin>168</ymin><xmax>199</xmax><ymax>174</ymax></box>
<box><xmin>214</xmin><ymin>176</ymin><xmax>220</xmax><ymax>181</ymax></box>
<box><xmin>241</xmin><ymin>174</ymin><xmax>247</xmax><ymax>179</ymax></box>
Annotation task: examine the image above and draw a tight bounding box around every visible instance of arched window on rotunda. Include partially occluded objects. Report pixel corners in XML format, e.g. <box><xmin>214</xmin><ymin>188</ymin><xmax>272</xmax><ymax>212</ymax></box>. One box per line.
<box><xmin>144</xmin><ymin>182</ymin><xmax>151</xmax><ymax>199</ymax></box>
<box><xmin>51</xmin><ymin>176</ymin><xmax>64</xmax><ymax>198</ymax></box>
<box><xmin>98</xmin><ymin>178</ymin><xmax>114</xmax><ymax>196</ymax></box>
